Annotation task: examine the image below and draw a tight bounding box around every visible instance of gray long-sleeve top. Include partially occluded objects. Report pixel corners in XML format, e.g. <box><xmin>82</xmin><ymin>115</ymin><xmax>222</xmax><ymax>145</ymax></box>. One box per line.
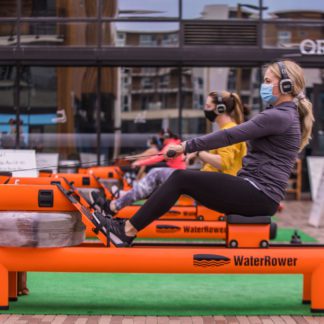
<box><xmin>185</xmin><ymin>101</ymin><xmax>301</xmax><ymax>203</ymax></box>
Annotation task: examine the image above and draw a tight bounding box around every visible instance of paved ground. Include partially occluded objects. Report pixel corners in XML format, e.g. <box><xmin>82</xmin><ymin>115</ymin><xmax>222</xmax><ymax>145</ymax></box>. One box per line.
<box><xmin>1</xmin><ymin>315</ymin><xmax>324</xmax><ymax>323</ymax></box>
<box><xmin>276</xmin><ymin>197</ymin><xmax>323</xmax><ymax>242</ymax></box>
<box><xmin>2</xmin><ymin>197</ymin><xmax>324</xmax><ymax>323</ymax></box>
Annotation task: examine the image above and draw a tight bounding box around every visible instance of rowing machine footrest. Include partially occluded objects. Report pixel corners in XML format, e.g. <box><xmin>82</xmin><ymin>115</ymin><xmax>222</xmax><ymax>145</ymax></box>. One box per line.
<box><xmin>226</xmin><ymin>215</ymin><xmax>271</xmax><ymax>248</ymax></box>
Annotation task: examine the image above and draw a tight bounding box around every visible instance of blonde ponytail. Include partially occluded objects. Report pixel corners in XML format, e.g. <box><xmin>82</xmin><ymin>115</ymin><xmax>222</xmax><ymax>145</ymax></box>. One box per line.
<box><xmin>228</xmin><ymin>92</ymin><xmax>244</xmax><ymax>124</ymax></box>
<box><xmin>296</xmin><ymin>96</ymin><xmax>314</xmax><ymax>150</ymax></box>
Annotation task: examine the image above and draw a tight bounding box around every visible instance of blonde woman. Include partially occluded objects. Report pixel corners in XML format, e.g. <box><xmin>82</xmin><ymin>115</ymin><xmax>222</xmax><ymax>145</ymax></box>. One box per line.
<box><xmin>101</xmin><ymin>60</ymin><xmax>314</xmax><ymax>247</ymax></box>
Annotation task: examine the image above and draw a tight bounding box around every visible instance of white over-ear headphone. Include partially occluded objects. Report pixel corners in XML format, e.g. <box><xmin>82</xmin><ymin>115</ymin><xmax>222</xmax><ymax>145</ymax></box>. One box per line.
<box><xmin>214</xmin><ymin>95</ymin><xmax>226</xmax><ymax>115</ymax></box>
<box><xmin>277</xmin><ymin>61</ymin><xmax>293</xmax><ymax>94</ymax></box>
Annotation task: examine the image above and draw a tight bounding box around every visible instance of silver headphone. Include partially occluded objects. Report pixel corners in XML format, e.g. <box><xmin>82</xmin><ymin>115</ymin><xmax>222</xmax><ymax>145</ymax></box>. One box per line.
<box><xmin>215</xmin><ymin>95</ymin><xmax>226</xmax><ymax>115</ymax></box>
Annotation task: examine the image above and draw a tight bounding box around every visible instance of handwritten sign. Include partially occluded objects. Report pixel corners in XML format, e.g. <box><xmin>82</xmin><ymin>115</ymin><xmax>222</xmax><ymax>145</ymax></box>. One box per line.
<box><xmin>307</xmin><ymin>157</ymin><xmax>324</xmax><ymax>227</ymax></box>
<box><xmin>0</xmin><ymin>149</ymin><xmax>37</xmax><ymax>177</ymax></box>
<box><xmin>36</xmin><ymin>153</ymin><xmax>59</xmax><ymax>174</ymax></box>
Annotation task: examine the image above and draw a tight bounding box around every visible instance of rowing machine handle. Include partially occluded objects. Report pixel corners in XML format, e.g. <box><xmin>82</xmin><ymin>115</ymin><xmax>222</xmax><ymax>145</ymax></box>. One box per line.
<box><xmin>166</xmin><ymin>150</ymin><xmax>177</xmax><ymax>158</ymax></box>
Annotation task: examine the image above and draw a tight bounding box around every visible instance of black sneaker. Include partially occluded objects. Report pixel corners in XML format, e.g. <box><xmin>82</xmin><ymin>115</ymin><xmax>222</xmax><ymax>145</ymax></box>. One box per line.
<box><xmin>105</xmin><ymin>218</ymin><xmax>135</xmax><ymax>247</ymax></box>
<box><xmin>90</xmin><ymin>191</ymin><xmax>116</xmax><ymax>216</ymax></box>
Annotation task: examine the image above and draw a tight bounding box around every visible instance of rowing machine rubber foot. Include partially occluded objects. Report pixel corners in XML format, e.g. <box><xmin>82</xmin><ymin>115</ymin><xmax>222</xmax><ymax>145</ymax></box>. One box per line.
<box><xmin>290</xmin><ymin>230</ymin><xmax>302</xmax><ymax>244</ymax></box>
<box><xmin>270</xmin><ymin>222</ymin><xmax>277</xmax><ymax>240</ymax></box>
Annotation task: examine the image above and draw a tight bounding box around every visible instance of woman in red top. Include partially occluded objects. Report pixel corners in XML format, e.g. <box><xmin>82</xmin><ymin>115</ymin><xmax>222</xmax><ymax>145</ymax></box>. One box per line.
<box><xmin>92</xmin><ymin>130</ymin><xmax>185</xmax><ymax>215</ymax></box>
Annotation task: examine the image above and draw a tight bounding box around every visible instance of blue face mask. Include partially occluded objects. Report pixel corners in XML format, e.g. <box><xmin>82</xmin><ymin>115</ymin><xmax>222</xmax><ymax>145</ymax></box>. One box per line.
<box><xmin>260</xmin><ymin>83</ymin><xmax>278</xmax><ymax>104</ymax></box>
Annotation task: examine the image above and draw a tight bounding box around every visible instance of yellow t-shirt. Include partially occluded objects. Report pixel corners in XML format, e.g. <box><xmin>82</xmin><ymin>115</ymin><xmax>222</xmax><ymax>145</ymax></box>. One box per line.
<box><xmin>201</xmin><ymin>121</ymin><xmax>247</xmax><ymax>176</ymax></box>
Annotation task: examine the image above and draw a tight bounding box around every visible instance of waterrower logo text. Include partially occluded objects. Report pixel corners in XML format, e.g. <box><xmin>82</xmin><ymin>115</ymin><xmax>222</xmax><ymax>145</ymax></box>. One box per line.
<box><xmin>193</xmin><ymin>254</ymin><xmax>298</xmax><ymax>267</ymax></box>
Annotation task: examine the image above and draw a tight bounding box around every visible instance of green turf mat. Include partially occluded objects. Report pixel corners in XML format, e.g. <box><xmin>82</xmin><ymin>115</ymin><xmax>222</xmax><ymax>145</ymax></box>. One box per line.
<box><xmin>132</xmin><ymin>200</ymin><xmax>146</xmax><ymax>206</ymax></box>
<box><xmin>0</xmin><ymin>273</ymin><xmax>316</xmax><ymax>316</ymax></box>
<box><xmin>274</xmin><ymin>228</ymin><xmax>317</xmax><ymax>243</ymax></box>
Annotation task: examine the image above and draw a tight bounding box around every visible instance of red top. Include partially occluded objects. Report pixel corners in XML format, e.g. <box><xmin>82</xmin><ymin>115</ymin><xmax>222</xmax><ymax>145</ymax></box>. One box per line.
<box><xmin>135</xmin><ymin>138</ymin><xmax>186</xmax><ymax>169</ymax></box>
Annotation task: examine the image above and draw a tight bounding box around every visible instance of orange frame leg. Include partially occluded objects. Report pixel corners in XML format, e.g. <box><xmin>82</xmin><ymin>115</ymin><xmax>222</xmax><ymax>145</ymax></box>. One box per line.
<box><xmin>0</xmin><ymin>264</ymin><xmax>8</xmax><ymax>310</ymax></box>
<box><xmin>311</xmin><ymin>263</ymin><xmax>324</xmax><ymax>312</ymax></box>
<box><xmin>8</xmin><ymin>272</ymin><xmax>17</xmax><ymax>302</ymax></box>
<box><xmin>303</xmin><ymin>273</ymin><xmax>311</xmax><ymax>304</ymax></box>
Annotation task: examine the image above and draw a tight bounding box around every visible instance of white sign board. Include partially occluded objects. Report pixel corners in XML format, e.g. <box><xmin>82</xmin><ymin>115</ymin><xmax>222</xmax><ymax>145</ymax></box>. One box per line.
<box><xmin>80</xmin><ymin>153</ymin><xmax>106</xmax><ymax>167</ymax></box>
<box><xmin>0</xmin><ymin>149</ymin><xmax>37</xmax><ymax>177</ymax></box>
<box><xmin>307</xmin><ymin>157</ymin><xmax>324</xmax><ymax>227</ymax></box>
<box><xmin>36</xmin><ymin>153</ymin><xmax>59</xmax><ymax>174</ymax></box>
<box><xmin>307</xmin><ymin>157</ymin><xmax>324</xmax><ymax>201</ymax></box>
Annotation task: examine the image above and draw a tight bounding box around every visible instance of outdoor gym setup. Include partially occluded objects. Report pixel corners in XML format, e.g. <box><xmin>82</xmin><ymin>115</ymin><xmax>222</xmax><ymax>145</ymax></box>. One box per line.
<box><xmin>0</xmin><ymin>154</ymin><xmax>324</xmax><ymax>313</ymax></box>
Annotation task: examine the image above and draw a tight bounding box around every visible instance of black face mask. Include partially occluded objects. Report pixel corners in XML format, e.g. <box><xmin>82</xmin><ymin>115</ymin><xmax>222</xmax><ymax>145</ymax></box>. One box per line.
<box><xmin>204</xmin><ymin>109</ymin><xmax>217</xmax><ymax>122</ymax></box>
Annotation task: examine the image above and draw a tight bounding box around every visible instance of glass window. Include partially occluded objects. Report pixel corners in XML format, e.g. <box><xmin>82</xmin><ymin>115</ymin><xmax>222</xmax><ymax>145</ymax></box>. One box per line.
<box><xmin>12</xmin><ymin>66</ymin><xmax>100</xmax><ymax>166</ymax></box>
<box><xmin>21</xmin><ymin>0</ymin><xmax>97</xmax><ymax>18</ymax></box>
<box><xmin>183</xmin><ymin>0</ymin><xmax>261</xmax><ymax>19</ymax></box>
<box><xmin>263</xmin><ymin>23</ymin><xmax>324</xmax><ymax>49</ymax></box>
<box><xmin>20</xmin><ymin>22</ymin><xmax>98</xmax><ymax>46</ymax></box>
<box><xmin>102</xmin><ymin>0</ymin><xmax>179</xmax><ymax>18</ymax></box>
<box><xmin>0</xmin><ymin>66</ymin><xmax>18</xmax><ymax>149</ymax></box>
<box><xmin>107</xmin><ymin>66</ymin><xmax>180</xmax><ymax>157</ymax></box>
<box><xmin>277</xmin><ymin>30</ymin><xmax>292</xmax><ymax>46</ymax></box>
<box><xmin>263</xmin><ymin>1</ymin><xmax>324</xmax><ymax>20</ymax></box>
<box><xmin>103</xmin><ymin>22</ymin><xmax>179</xmax><ymax>47</ymax></box>
<box><xmin>0</xmin><ymin>1</ymin><xmax>17</xmax><ymax>17</ymax></box>
<box><xmin>0</xmin><ymin>23</ymin><xmax>18</xmax><ymax>47</ymax></box>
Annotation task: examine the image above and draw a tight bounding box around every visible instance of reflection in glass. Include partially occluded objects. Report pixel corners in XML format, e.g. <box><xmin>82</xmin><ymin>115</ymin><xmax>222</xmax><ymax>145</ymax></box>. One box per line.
<box><xmin>99</xmin><ymin>67</ymin><xmax>118</xmax><ymax>161</ymax></box>
<box><xmin>263</xmin><ymin>23</ymin><xmax>324</xmax><ymax>49</ymax></box>
<box><xmin>20</xmin><ymin>22</ymin><xmax>98</xmax><ymax>46</ymax></box>
<box><xmin>106</xmin><ymin>67</ymin><xmax>181</xmax><ymax>157</ymax></box>
<box><xmin>0</xmin><ymin>23</ymin><xmax>18</xmax><ymax>47</ymax></box>
<box><xmin>263</xmin><ymin>1</ymin><xmax>324</xmax><ymax>20</ymax></box>
<box><xmin>21</xmin><ymin>0</ymin><xmax>97</xmax><ymax>17</ymax></box>
<box><xmin>0</xmin><ymin>66</ymin><xmax>17</xmax><ymax>148</ymax></box>
<box><xmin>103</xmin><ymin>22</ymin><xmax>179</xmax><ymax>47</ymax></box>
<box><xmin>11</xmin><ymin>67</ymin><xmax>100</xmax><ymax>160</ymax></box>
<box><xmin>104</xmin><ymin>0</ymin><xmax>179</xmax><ymax>18</ymax></box>
<box><xmin>183</xmin><ymin>0</ymin><xmax>260</xmax><ymax>19</ymax></box>
<box><xmin>0</xmin><ymin>1</ymin><xmax>17</xmax><ymax>17</ymax></box>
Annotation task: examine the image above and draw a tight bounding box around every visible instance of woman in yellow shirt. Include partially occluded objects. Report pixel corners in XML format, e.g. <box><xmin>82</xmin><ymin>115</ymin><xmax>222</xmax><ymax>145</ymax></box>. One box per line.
<box><xmin>186</xmin><ymin>90</ymin><xmax>247</xmax><ymax>176</ymax></box>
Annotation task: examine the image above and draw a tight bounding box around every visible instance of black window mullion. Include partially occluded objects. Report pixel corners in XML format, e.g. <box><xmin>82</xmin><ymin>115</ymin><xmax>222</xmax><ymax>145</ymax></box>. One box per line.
<box><xmin>98</xmin><ymin>0</ymin><xmax>102</xmax><ymax>49</ymax></box>
<box><xmin>14</xmin><ymin>63</ymin><xmax>20</xmax><ymax>148</ymax></box>
<box><xmin>96</xmin><ymin>65</ymin><xmax>102</xmax><ymax>165</ymax></box>
<box><xmin>178</xmin><ymin>66</ymin><xmax>183</xmax><ymax>138</ymax></box>
<box><xmin>17</xmin><ymin>0</ymin><xmax>21</xmax><ymax>48</ymax></box>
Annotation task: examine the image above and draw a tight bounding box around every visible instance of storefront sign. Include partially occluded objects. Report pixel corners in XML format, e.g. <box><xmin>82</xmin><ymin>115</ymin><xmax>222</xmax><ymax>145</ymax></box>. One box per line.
<box><xmin>300</xmin><ymin>39</ymin><xmax>324</xmax><ymax>55</ymax></box>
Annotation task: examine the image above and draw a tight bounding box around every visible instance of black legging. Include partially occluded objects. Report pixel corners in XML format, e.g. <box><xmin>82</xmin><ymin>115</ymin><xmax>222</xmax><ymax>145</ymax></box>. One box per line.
<box><xmin>129</xmin><ymin>170</ymin><xmax>278</xmax><ymax>231</ymax></box>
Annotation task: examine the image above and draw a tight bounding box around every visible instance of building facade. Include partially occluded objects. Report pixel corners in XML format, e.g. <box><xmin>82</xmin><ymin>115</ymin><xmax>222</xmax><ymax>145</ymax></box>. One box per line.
<box><xmin>0</xmin><ymin>0</ymin><xmax>323</xmax><ymax>175</ymax></box>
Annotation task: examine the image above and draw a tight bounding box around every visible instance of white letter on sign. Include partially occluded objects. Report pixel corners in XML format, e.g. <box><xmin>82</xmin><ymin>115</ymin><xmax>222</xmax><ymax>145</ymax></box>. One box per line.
<box><xmin>300</xmin><ymin>39</ymin><xmax>316</xmax><ymax>55</ymax></box>
<box><xmin>316</xmin><ymin>40</ymin><xmax>324</xmax><ymax>55</ymax></box>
